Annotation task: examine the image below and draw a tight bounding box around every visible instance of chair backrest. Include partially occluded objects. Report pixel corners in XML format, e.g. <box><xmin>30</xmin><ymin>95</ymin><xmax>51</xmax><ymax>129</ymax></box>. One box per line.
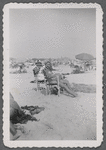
<box><xmin>43</xmin><ymin>68</ymin><xmax>60</xmax><ymax>96</ymax></box>
<box><xmin>42</xmin><ymin>68</ymin><xmax>49</xmax><ymax>80</ymax></box>
<box><xmin>33</xmin><ymin>67</ymin><xmax>40</xmax><ymax>76</ymax></box>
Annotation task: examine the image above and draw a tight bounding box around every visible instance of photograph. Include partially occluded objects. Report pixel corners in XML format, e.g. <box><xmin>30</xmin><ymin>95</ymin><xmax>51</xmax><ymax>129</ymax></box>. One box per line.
<box><xmin>3</xmin><ymin>3</ymin><xmax>103</xmax><ymax>148</ymax></box>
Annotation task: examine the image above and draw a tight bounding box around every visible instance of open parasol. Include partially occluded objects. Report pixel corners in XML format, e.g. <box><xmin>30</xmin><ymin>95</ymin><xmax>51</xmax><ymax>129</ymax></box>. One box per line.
<box><xmin>75</xmin><ymin>53</ymin><xmax>94</xmax><ymax>61</ymax></box>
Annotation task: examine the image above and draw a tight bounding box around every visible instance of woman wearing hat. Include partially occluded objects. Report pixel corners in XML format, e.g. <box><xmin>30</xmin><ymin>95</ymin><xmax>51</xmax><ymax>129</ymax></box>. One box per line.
<box><xmin>43</xmin><ymin>61</ymin><xmax>78</xmax><ymax>97</ymax></box>
<box><xmin>33</xmin><ymin>60</ymin><xmax>43</xmax><ymax>77</ymax></box>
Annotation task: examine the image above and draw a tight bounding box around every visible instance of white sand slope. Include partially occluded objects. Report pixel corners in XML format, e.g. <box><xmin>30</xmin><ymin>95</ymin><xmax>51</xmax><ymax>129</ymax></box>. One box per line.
<box><xmin>10</xmin><ymin>71</ymin><xmax>96</xmax><ymax>140</ymax></box>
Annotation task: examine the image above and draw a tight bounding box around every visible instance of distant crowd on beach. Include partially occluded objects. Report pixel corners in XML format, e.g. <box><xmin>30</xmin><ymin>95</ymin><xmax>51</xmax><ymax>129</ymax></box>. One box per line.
<box><xmin>9</xmin><ymin>57</ymin><xmax>96</xmax><ymax>74</ymax></box>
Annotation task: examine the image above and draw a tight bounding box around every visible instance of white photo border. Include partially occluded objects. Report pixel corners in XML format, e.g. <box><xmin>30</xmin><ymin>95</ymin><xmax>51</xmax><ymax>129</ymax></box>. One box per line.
<box><xmin>3</xmin><ymin>3</ymin><xmax>103</xmax><ymax>148</ymax></box>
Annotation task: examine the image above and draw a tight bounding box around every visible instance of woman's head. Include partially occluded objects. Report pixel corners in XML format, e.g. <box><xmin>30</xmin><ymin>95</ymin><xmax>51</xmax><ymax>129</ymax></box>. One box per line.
<box><xmin>45</xmin><ymin>61</ymin><xmax>52</xmax><ymax>70</ymax></box>
<box><xmin>35</xmin><ymin>60</ymin><xmax>42</xmax><ymax>68</ymax></box>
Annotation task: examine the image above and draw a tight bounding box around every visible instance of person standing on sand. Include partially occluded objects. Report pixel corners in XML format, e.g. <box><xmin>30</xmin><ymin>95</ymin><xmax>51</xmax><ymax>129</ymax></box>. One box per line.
<box><xmin>43</xmin><ymin>61</ymin><xmax>78</xmax><ymax>97</ymax></box>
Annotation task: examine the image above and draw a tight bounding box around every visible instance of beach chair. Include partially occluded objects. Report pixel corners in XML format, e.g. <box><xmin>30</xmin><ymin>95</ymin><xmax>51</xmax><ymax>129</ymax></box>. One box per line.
<box><xmin>34</xmin><ymin>74</ymin><xmax>48</xmax><ymax>95</ymax></box>
<box><xmin>43</xmin><ymin>70</ymin><xmax>60</xmax><ymax>96</ymax></box>
<box><xmin>46</xmin><ymin>76</ymin><xmax>60</xmax><ymax>96</ymax></box>
<box><xmin>32</xmin><ymin>67</ymin><xmax>47</xmax><ymax>94</ymax></box>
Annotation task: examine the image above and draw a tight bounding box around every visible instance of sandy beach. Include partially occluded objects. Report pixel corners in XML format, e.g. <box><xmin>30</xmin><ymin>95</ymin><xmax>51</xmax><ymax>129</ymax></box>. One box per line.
<box><xmin>10</xmin><ymin>68</ymin><xmax>96</xmax><ymax>140</ymax></box>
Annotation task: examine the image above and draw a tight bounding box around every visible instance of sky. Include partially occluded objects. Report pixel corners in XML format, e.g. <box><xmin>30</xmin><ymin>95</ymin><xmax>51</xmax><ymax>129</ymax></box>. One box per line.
<box><xmin>9</xmin><ymin>8</ymin><xmax>96</xmax><ymax>60</ymax></box>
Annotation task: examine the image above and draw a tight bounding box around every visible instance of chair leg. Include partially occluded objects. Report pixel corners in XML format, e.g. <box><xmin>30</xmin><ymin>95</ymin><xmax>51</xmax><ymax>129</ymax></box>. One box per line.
<box><xmin>48</xmin><ymin>85</ymin><xmax>50</xmax><ymax>95</ymax></box>
<box><xmin>35</xmin><ymin>76</ymin><xmax>39</xmax><ymax>92</ymax></box>
<box><xmin>57</xmin><ymin>76</ymin><xmax>60</xmax><ymax>96</ymax></box>
<box><xmin>45</xmin><ymin>80</ymin><xmax>48</xmax><ymax>95</ymax></box>
<box><xmin>37</xmin><ymin>82</ymin><xmax>40</xmax><ymax>91</ymax></box>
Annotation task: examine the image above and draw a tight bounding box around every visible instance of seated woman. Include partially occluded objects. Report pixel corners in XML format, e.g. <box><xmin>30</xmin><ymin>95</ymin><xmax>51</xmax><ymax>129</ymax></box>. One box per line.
<box><xmin>43</xmin><ymin>61</ymin><xmax>78</xmax><ymax>97</ymax></box>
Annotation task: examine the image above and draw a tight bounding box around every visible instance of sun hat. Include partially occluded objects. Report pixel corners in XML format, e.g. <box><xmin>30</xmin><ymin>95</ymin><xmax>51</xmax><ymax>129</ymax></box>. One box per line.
<box><xmin>35</xmin><ymin>60</ymin><xmax>42</xmax><ymax>66</ymax></box>
<box><xmin>44</xmin><ymin>60</ymin><xmax>51</xmax><ymax>66</ymax></box>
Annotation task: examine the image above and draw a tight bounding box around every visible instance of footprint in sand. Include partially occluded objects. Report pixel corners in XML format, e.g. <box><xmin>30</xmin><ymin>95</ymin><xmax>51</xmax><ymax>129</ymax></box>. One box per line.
<box><xmin>44</xmin><ymin>123</ymin><xmax>53</xmax><ymax>130</ymax></box>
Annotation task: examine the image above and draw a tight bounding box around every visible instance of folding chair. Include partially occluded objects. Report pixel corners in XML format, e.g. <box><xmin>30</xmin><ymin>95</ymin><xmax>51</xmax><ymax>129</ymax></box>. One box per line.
<box><xmin>34</xmin><ymin>74</ymin><xmax>48</xmax><ymax>95</ymax></box>
<box><xmin>33</xmin><ymin>66</ymin><xmax>47</xmax><ymax>94</ymax></box>
<box><xmin>44</xmin><ymin>75</ymin><xmax>60</xmax><ymax>96</ymax></box>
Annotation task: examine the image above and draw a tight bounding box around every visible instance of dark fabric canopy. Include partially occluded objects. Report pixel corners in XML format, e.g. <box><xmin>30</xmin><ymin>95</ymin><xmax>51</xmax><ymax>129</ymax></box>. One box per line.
<box><xmin>75</xmin><ymin>53</ymin><xmax>94</xmax><ymax>61</ymax></box>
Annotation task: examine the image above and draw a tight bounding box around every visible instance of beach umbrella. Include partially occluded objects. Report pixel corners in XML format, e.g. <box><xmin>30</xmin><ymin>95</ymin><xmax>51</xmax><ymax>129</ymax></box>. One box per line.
<box><xmin>75</xmin><ymin>53</ymin><xmax>94</xmax><ymax>61</ymax></box>
<box><xmin>75</xmin><ymin>53</ymin><xmax>95</xmax><ymax>72</ymax></box>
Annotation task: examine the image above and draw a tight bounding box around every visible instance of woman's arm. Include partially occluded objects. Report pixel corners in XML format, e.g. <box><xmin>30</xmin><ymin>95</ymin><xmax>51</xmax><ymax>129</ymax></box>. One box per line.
<box><xmin>33</xmin><ymin>67</ymin><xmax>40</xmax><ymax>76</ymax></box>
<box><xmin>46</xmin><ymin>71</ymin><xmax>55</xmax><ymax>78</ymax></box>
<box><xmin>45</xmin><ymin>71</ymin><xmax>63</xmax><ymax>81</ymax></box>
<box><xmin>43</xmin><ymin>68</ymin><xmax>56</xmax><ymax>79</ymax></box>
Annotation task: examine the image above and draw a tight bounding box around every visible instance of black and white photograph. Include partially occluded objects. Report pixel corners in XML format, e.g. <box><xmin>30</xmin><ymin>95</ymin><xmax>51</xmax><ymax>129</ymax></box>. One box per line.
<box><xmin>3</xmin><ymin>3</ymin><xmax>103</xmax><ymax>148</ymax></box>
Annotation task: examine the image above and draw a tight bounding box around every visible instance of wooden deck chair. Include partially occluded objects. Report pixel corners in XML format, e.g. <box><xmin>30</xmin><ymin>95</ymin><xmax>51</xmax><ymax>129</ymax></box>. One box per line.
<box><xmin>44</xmin><ymin>75</ymin><xmax>60</xmax><ymax>96</ymax></box>
<box><xmin>48</xmin><ymin>76</ymin><xmax>60</xmax><ymax>96</ymax></box>
<box><xmin>33</xmin><ymin>67</ymin><xmax>48</xmax><ymax>95</ymax></box>
<box><xmin>42</xmin><ymin>68</ymin><xmax>61</xmax><ymax>96</ymax></box>
<box><xmin>34</xmin><ymin>74</ymin><xmax>48</xmax><ymax>95</ymax></box>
